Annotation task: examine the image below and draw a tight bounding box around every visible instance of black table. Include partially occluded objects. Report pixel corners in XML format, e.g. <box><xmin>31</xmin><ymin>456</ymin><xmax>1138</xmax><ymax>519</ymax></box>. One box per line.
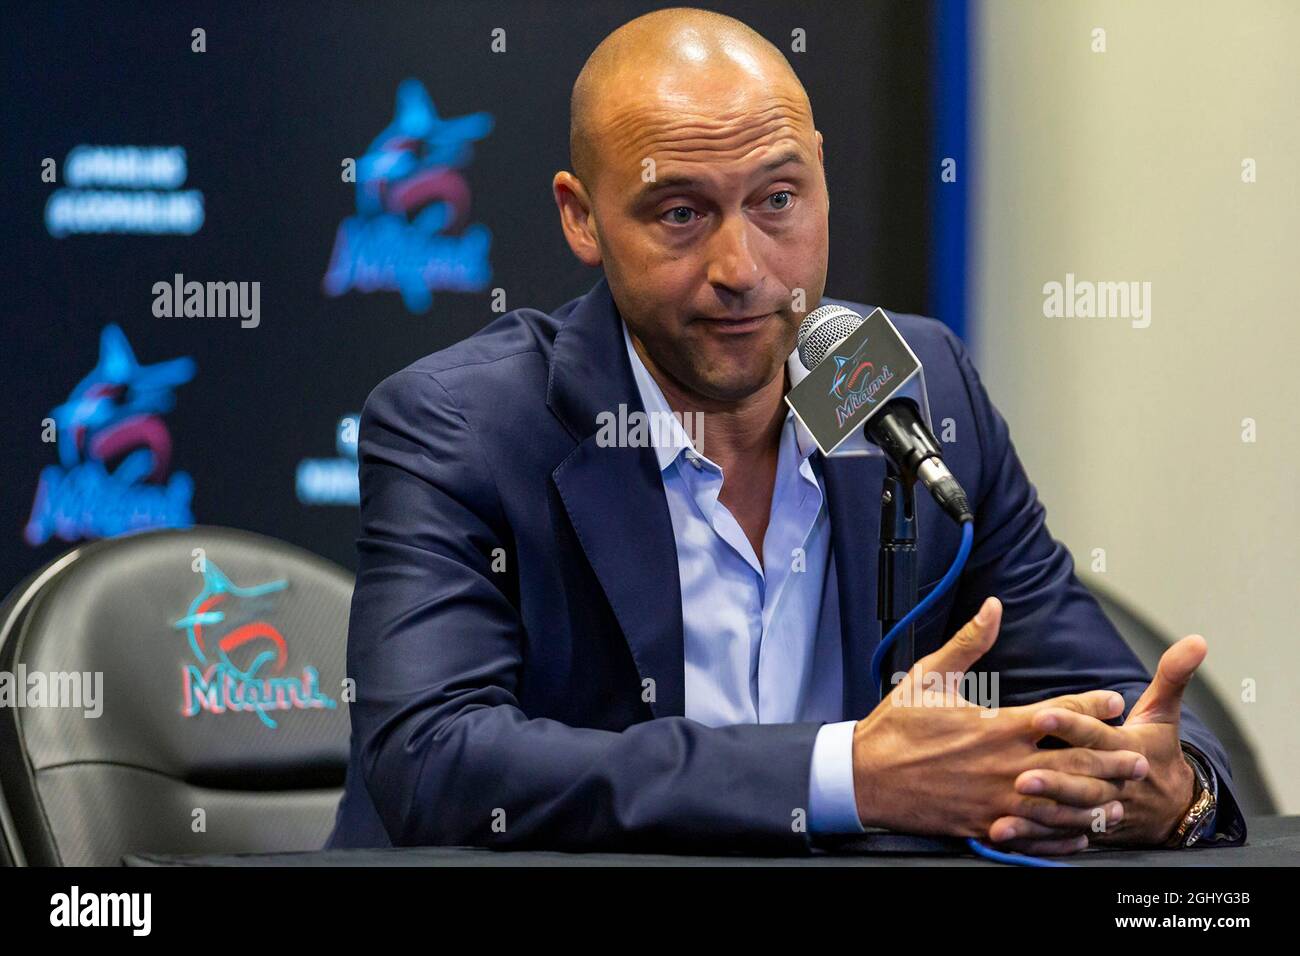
<box><xmin>124</xmin><ymin>815</ymin><xmax>1300</xmax><ymax>866</ymax></box>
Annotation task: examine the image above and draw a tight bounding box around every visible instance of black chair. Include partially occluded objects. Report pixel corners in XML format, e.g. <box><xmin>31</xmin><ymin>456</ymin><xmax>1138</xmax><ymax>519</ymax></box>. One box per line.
<box><xmin>1086</xmin><ymin>581</ymin><xmax>1276</xmax><ymax>815</ymax></box>
<box><xmin>0</xmin><ymin>527</ymin><xmax>354</xmax><ymax>865</ymax></box>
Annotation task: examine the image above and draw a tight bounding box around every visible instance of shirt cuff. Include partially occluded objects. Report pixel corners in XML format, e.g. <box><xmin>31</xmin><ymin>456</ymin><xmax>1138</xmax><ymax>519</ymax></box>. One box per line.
<box><xmin>808</xmin><ymin>720</ymin><xmax>866</xmax><ymax>834</ymax></box>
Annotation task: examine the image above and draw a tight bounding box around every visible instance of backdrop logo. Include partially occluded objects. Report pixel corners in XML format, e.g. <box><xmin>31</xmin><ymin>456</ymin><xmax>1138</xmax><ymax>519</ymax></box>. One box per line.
<box><xmin>295</xmin><ymin>413</ymin><xmax>359</xmax><ymax>505</ymax></box>
<box><xmin>172</xmin><ymin>562</ymin><xmax>337</xmax><ymax>728</ymax></box>
<box><xmin>323</xmin><ymin>78</ymin><xmax>494</xmax><ymax>313</ymax></box>
<box><xmin>828</xmin><ymin>338</ymin><xmax>894</xmax><ymax>427</ymax></box>
<box><xmin>25</xmin><ymin>325</ymin><xmax>196</xmax><ymax>547</ymax></box>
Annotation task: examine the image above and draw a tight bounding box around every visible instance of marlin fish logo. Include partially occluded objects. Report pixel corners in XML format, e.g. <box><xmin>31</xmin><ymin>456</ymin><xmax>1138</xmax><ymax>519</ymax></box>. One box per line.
<box><xmin>173</xmin><ymin>563</ymin><xmax>289</xmax><ymax>678</ymax></box>
<box><xmin>354</xmin><ymin>78</ymin><xmax>493</xmax><ymax>228</ymax></box>
<box><xmin>50</xmin><ymin>324</ymin><xmax>194</xmax><ymax>475</ymax></box>
<box><xmin>323</xmin><ymin>78</ymin><xmax>495</xmax><ymax>312</ymax></box>
<box><xmin>172</xmin><ymin>562</ymin><xmax>335</xmax><ymax>728</ymax></box>
<box><xmin>828</xmin><ymin>337</ymin><xmax>874</xmax><ymax>401</ymax></box>
<box><xmin>25</xmin><ymin>324</ymin><xmax>196</xmax><ymax>546</ymax></box>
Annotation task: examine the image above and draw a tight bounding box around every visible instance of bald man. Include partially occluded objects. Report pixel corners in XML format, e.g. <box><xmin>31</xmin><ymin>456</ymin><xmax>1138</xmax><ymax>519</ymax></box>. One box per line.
<box><xmin>327</xmin><ymin>8</ymin><xmax>1244</xmax><ymax>855</ymax></box>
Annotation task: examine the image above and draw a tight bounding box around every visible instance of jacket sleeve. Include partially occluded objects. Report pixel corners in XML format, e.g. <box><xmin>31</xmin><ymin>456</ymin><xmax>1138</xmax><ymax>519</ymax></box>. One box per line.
<box><xmin>345</xmin><ymin>368</ymin><xmax>823</xmax><ymax>853</ymax></box>
<box><xmin>937</xmin><ymin>327</ymin><xmax>1247</xmax><ymax>846</ymax></box>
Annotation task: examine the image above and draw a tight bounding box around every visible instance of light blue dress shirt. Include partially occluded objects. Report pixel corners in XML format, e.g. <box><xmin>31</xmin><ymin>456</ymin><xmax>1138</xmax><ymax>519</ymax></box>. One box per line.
<box><xmin>621</xmin><ymin>320</ymin><xmax>865</xmax><ymax>834</ymax></box>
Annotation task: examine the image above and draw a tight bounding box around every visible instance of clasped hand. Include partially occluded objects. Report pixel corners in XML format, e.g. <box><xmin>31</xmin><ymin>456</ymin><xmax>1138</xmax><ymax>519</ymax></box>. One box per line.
<box><xmin>851</xmin><ymin>597</ymin><xmax>1203</xmax><ymax>855</ymax></box>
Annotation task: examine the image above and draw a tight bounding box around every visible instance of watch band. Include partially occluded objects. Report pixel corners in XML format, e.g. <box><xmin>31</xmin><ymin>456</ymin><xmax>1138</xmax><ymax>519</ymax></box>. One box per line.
<box><xmin>1163</xmin><ymin>747</ymin><xmax>1216</xmax><ymax>848</ymax></box>
<box><xmin>1184</xmin><ymin>744</ymin><xmax>1219</xmax><ymax>835</ymax></box>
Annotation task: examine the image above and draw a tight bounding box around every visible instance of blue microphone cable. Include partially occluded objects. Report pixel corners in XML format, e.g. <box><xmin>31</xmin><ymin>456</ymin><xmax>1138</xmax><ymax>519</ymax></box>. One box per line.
<box><xmin>869</xmin><ymin>519</ymin><xmax>1070</xmax><ymax>868</ymax></box>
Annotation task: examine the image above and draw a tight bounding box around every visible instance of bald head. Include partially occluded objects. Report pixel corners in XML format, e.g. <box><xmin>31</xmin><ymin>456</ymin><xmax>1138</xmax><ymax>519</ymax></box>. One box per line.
<box><xmin>569</xmin><ymin>7</ymin><xmax>812</xmax><ymax>195</ymax></box>
<box><xmin>553</xmin><ymin>8</ymin><xmax>829</xmax><ymax>409</ymax></box>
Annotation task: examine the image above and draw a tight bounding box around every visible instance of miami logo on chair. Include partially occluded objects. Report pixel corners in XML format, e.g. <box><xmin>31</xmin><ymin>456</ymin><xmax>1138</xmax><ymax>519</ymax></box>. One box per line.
<box><xmin>171</xmin><ymin>561</ymin><xmax>336</xmax><ymax>728</ymax></box>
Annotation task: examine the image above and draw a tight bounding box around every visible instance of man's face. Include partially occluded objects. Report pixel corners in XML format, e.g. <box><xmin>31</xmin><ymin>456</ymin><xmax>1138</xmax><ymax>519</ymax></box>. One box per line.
<box><xmin>584</xmin><ymin>80</ymin><xmax>829</xmax><ymax>405</ymax></box>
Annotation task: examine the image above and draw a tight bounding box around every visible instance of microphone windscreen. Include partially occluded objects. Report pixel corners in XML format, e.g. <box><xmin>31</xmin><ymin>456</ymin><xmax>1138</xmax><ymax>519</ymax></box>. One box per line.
<box><xmin>796</xmin><ymin>304</ymin><xmax>864</xmax><ymax>370</ymax></box>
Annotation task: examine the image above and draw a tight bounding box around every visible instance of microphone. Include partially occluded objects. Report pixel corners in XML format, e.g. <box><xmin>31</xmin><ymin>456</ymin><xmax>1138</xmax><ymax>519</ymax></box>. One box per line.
<box><xmin>791</xmin><ymin>304</ymin><xmax>974</xmax><ymax>525</ymax></box>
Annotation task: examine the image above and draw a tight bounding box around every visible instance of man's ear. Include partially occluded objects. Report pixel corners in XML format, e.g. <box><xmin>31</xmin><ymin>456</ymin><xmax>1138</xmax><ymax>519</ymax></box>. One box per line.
<box><xmin>553</xmin><ymin>171</ymin><xmax>602</xmax><ymax>268</ymax></box>
<box><xmin>815</xmin><ymin>131</ymin><xmax>828</xmax><ymax>210</ymax></box>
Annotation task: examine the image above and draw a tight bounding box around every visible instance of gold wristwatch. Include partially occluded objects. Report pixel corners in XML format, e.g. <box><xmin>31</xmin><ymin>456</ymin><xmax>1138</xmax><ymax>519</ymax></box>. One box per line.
<box><xmin>1162</xmin><ymin>748</ymin><xmax>1216</xmax><ymax>848</ymax></box>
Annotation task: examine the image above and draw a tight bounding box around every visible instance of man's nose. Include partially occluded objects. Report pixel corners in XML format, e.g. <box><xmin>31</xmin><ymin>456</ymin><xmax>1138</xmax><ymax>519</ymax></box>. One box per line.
<box><xmin>705</xmin><ymin>214</ymin><xmax>762</xmax><ymax>295</ymax></box>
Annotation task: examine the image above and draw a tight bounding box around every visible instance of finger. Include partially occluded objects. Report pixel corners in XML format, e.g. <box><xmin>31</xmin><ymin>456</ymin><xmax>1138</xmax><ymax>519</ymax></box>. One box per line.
<box><xmin>989</xmin><ymin>815</ymin><xmax>1085</xmax><ymax>843</ymax></box>
<box><xmin>913</xmin><ymin>596</ymin><xmax>1001</xmax><ymax>678</ymax></box>
<box><xmin>1007</xmin><ymin>794</ymin><xmax>1122</xmax><ymax>830</ymax></box>
<box><xmin>1014</xmin><ymin>769</ymin><xmax>1128</xmax><ymax>808</ymax></box>
<box><xmin>1127</xmin><ymin>634</ymin><xmax>1208</xmax><ymax>726</ymax></box>
<box><xmin>1024</xmin><ymin>689</ymin><xmax>1125</xmax><ymax>728</ymax></box>
<box><xmin>1030</xmin><ymin>707</ymin><xmax>1132</xmax><ymax>749</ymax></box>
<box><xmin>1036</xmin><ymin>747</ymin><xmax>1149</xmax><ymax>781</ymax></box>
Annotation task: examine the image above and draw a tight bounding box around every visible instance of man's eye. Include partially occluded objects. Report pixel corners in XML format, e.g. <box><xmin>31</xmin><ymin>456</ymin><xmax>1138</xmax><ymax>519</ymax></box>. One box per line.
<box><xmin>767</xmin><ymin>190</ymin><xmax>793</xmax><ymax>210</ymax></box>
<box><xmin>662</xmin><ymin>206</ymin><xmax>696</xmax><ymax>225</ymax></box>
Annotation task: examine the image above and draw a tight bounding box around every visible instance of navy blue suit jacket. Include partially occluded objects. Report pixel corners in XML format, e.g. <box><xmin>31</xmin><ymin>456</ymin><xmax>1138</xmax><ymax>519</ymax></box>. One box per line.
<box><xmin>326</xmin><ymin>275</ymin><xmax>1244</xmax><ymax>852</ymax></box>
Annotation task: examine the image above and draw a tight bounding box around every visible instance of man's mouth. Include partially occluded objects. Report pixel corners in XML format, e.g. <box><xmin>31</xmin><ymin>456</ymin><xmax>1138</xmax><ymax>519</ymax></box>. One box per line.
<box><xmin>696</xmin><ymin>312</ymin><xmax>772</xmax><ymax>334</ymax></box>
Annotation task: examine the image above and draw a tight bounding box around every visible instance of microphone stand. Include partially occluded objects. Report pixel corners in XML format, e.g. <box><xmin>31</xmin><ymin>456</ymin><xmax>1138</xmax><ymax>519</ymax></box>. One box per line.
<box><xmin>877</xmin><ymin>466</ymin><xmax>918</xmax><ymax>701</ymax></box>
<box><xmin>826</xmin><ymin>466</ymin><xmax>968</xmax><ymax>859</ymax></box>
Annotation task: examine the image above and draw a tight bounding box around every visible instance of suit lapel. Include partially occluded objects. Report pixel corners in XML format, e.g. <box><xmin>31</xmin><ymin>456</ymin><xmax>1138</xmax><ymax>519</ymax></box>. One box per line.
<box><xmin>546</xmin><ymin>276</ymin><xmax>888</xmax><ymax>722</ymax></box>
<box><xmin>548</xmin><ymin>277</ymin><xmax>686</xmax><ymax>718</ymax></box>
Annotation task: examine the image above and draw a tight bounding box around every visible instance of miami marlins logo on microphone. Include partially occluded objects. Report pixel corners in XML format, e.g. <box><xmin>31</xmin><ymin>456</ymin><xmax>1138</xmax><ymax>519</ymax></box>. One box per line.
<box><xmin>829</xmin><ymin>337</ymin><xmax>875</xmax><ymax>399</ymax></box>
<box><xmin>828</xmin><ymin>337</ymin><xmax>895</xmax><ymax>427</ymax></box>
